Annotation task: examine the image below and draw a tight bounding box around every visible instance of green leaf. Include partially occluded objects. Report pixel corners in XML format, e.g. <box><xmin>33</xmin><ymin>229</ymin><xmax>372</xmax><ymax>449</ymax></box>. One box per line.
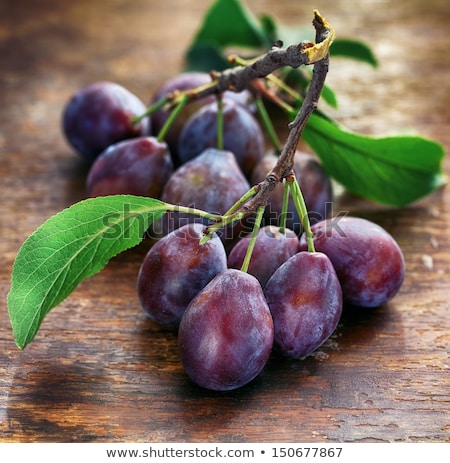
<box><xmin>7</xmin><ymin>195</ymin><xmax>167</xmax><ymax>349</ymax></box>
<box><xmin>259</xmin><ymin>13</ymin><xmax>278</xmax><ymax>44</ymax></box>
<box><xmin>330</xmin><ymin>38</ymin><xmax>378</xmax><ymax>67</ymax></box>
<box><xmin>185</xmin><ymin>0</ymin><xmax>271</xmax><ymax>70</ymax></box>
<box><xmin>320</xmin><ymin>84</ymin><xmax>338</xmax><ymax>108</ymax></box>
<box><xmin>190</xmin><ymin>0</ymin><xmax>269</xmax><ymax>49</ymax></box>
<box><xmin>185</xmin><ymin>43</ymin><xmax>230</xmax><ymax>72</ymax></box>
<box><xmin>303</xmin><ymin>113</ymin><xmax>447</xmax><ymax>206</ymax></box>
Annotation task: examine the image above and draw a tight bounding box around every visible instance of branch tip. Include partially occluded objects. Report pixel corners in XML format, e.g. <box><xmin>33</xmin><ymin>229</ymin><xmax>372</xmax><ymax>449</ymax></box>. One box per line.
<box><xmin>302</xmin><ymin>10</ymin><xmax>335</xmax><ymax>64</ymax></box>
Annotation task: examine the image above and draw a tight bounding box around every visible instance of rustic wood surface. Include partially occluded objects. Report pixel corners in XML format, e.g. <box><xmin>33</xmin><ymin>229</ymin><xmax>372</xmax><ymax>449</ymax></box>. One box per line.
<box><xmin>1</xmin><ymin>0</ymin><xmax>449</xmax><ymax>443</ymax></box>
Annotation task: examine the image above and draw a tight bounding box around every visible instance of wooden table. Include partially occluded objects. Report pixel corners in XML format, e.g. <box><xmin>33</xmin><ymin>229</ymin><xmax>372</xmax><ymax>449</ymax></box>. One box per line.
<box><xmin>1</xmin><ymin>0</ymin><xmax>449</xmax><ymax>443</ymax></box>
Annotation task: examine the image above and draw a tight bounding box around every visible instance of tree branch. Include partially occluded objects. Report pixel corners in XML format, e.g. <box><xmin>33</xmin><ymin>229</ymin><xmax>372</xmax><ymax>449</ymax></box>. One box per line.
<box><xmin>164</xmin><ymin>10</ymin><xmax>334</xmax><ymax>105</ymax></box>
<box><xmin>201</xmin><ymin>10</ymin><xmax>334</xmax><ymax>233</ymax></box>
<box><xmin>148</xmin><ymin>10</ymin><xmax>335</xmax><ymax>240</ymax></box>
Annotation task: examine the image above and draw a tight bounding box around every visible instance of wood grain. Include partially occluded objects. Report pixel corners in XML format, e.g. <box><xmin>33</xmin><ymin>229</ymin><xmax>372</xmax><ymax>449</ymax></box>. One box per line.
<box><xmin>1</xmin><ymin>0</ymin><xmax>449</xmax><ymax>443</ymax></box>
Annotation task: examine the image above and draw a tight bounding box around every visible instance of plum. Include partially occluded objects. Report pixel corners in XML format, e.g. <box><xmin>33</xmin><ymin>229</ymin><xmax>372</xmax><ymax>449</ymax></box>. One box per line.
<box><xmin>86</xmin><ymin>136</ymin><xmax>173</xmax><ymax>198</ymax></box>
<box><xmin>62</xmin><ymin>81</ymin><xmax>149</xmax><ymax>162</ymax></box>
<box><xmin>150</xmin><ymin>72</ymin><xmax>254</xmax><ymax>165</ymax></box>
<box><xmin>152</xmin><ymin>148</ymin><xmax>251</xmax><ymax>248</ymax></box>
<box><xmin>298</xmin><ymin>216</ymin><xmax>406</xmax><ymax>307</ymax></box>
<box><xmin>264</xmin><ymin>251</ymin><xmax>343</xmax><ymax>359</ymax></box>
<box><xmin>178</xmin><ymin>269</ymin><xmax>274</xmax><ymax>391</ymax></box>
<box><xmin>177</xmin><ymin>99</ymin><xmax>264</xmax><ymax>177</ymax></box>
<box><xmin>137</xmin><ymin>223</ymin><xmax>227</xmax><ymax>329</ymax></box>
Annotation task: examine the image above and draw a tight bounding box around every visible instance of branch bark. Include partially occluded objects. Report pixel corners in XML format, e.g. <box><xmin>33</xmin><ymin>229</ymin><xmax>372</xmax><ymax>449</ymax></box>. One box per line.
<box><xmin>153</xmin><ymin>11</ymin><xmax>334</xmax><ymax>239</ymax></box>
<box><xmin>201</xmin><ymin>10</ymin><xmax>334</xmax><ymax>232</ymax></box>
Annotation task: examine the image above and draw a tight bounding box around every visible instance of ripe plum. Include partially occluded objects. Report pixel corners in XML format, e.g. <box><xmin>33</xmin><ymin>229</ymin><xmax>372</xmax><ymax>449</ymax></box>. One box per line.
<box><xmin>264</xmin><ymin>251</ymin><xmax>343</xmax><ymax>359</ymax></box>
<box><xmin>137</xmin><ymin>223</ymin><xmax>227</xmax><ymax>328</ymax></box>
<box><xmin>227</xmin><ymin>225</ymin><xmax>300</xmax><ymax>288</ymax></box>
<box><xmin>298</xmin><ymin>216</ymin><xmax>406</xmax><ymax>307</ymax></box>
<box><xmin>178</xmin><ymin>99</ymin><xmax>264</xmax><ymax>177</ymax></box>
<box><xmin>251</xmin><ymin>151</ymin><xmax>333</xmax><ymax>233</ymax></box>
<box><xmin>178</xmin><ymin>269</ymin><xmax>274</xmax><ymax>391</ymax></box>
<box><xmin>62</xmin><ymin>81</ymin><xmax>149</xmax><ymax>162</ymax></box>
<box><xmin>153</xmin><ymin>148</ymin><xmax>250</xmax><ymax>245</ymax></box>
<box><xmin>150</xmin><ymin>72</ymin><xmax>254</xmax><ymax>165</ymax></box>
<box><xmin>86</xmin><ymin>136</ymin><xmax>173</xmax><ymax>198</ymax></box>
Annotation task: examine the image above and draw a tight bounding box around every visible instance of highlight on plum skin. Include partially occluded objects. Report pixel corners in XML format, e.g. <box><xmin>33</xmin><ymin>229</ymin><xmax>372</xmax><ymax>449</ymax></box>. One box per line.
<box><xmin>178</xmin><ymin>269</ymin><xmax>274</xmax><ymax>391</ymax></box>
<box><xmin>298</xmin><ymin>216</ymin><xmax>406</xmax><ymax>308</ymax></box>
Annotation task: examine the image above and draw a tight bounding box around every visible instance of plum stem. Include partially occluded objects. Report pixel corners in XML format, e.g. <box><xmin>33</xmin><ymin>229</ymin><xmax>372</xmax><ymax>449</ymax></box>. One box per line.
<box><xmin>279</xmin><ymin>180</ymin><xmax>290</xmax><ymax>234</ymax></box>
<box><xmin>216</xmin><ymin>93</ymin><xmax>224</xmax><ymax>150</ymax></box>
<box><xmin>131</xmin><ymin>95</ymin><xmax>169</xmax><ymax>124</ymax></box>
<box><xmin>255</xmin><ymin>95</ymin><xmax>281</xmax><ymax>152</ymax></box>
<box><xmin>199</xmin><ymin>186</ymin><xmax>259</xmax><ymax>244</ymax></box>
<box><xmin>165</xmin><ymin>203</ymin><xmax>222</xmax><ymax>223</ymax></box>
<box><xmin>240</xmin><ymin>206</ymin><xmax>265</xmax><ymax>274</ymax></box>
<box><xmin>288</xmin><ymin>174</ymin><xmax>315</xmax><ymax>252</ymax></box>
<box><xmin>156</xmin><ymin>93</ymin><xmax>189</xmax><ymax>142</ymax></box>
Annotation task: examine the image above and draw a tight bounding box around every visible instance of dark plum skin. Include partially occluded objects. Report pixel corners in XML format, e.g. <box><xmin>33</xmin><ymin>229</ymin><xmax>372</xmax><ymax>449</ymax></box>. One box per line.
<box><xmin>264</xmin><ymin>251</ymin><xmax>343</xmax><ymax>359</ymax></box>
<box><xmin>62</xmin><ymin>81</ymin><xmax>150</xmax><ymax>162</ymax></box>
<box><xmin>153</xmin><ymin>148</ymin><xmax>250</xmax><ymax>244</ymax></box>
<box><xmin>298</xmin><ymin>216</ymin><xmax>406</xmax><ymax>308</ymax></box>
<box><xmin>178</xmin><ymin>99</ymin><xmax>264</xmax><ymax>177</ymax></box>
<box><xmin>178</xmin><ymin>269</ymin><xmax>274</xmax><ymax>391</ymax></box>
<box><xmin>227</xmin><ymin>225</ymin><xmax>300</xmax><ymax>288</ymax></box>
<box><xmin>150</xmin><ymin>72</ymin><xmax>254</xmax><ymax>165</ymax></box>
<box><xmin>251</xmin><ymin>151</ymin><xmax>333</xmax><ymax>233</ymax></box>
<box><xmin>137</xmin><ymin>223</ymin><xmax>227</xmax><ymax>329</ymax></box>
<box><xmin>86</xmin><ymin>136</ymin><xmax>173</xmax><ymax>198</ymax></box>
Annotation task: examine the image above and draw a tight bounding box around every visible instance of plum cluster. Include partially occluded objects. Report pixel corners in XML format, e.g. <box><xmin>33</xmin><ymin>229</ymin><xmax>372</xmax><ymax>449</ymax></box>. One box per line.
<box><xmin>62</xmin><ymin>74</ymin><xmax>406</xmax><ymax>391</ymax></box>
<box><xmin>63</xmin><ymin>74</ymin><xmax>332</xmax><ymax>238</ymax></box>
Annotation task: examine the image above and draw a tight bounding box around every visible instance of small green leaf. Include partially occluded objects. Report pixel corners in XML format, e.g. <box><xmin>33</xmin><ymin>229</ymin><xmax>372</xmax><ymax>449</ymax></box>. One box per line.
<box><xmin>185</xmin><ymin>0</ymin><xmax>271</xmax><ymax>70</ymax></box>
<box><xmin>259</xmin><ymin>13</ymin><xmax>278</xmax><ymax>44</ymax></box>
<box><xmin>190</xmin><ymin>0</ymin><xmax>269</xmax><ymax>49</ymax></box>
<box><xmin>185</xmin><ymin>43</ymin><xmax>230</xmax><ymax>72</ymax></box>
<box><xmin>7</xmin><ymin>195</ymin><xmax>167</xmax><ymax>349</ymax></box>
<box><xmin>303</xmin><ymin>114</ymin><xmax>447</xmax><ymax>206</ymax></box>
<box><xmin>331</xmin><ymin>38</ymin><xmax>378</xmax><ymax>67</ymax></box>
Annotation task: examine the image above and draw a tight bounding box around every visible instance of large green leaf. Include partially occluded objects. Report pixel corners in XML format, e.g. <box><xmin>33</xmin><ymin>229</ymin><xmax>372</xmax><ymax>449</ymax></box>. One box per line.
<box><xmin>190</xmin><ymin>0</ymin><xmax>269</xmax><ymax>49</ymax></box>
<box><xmin>7</xmin><ymin>195</ymin><xmax>167</xmax><ymax>349</ymax></box>
<box><xmin>303</xmin><ymin>114</ymin><xmax>447</xmax><ymax>206</ymax></box>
